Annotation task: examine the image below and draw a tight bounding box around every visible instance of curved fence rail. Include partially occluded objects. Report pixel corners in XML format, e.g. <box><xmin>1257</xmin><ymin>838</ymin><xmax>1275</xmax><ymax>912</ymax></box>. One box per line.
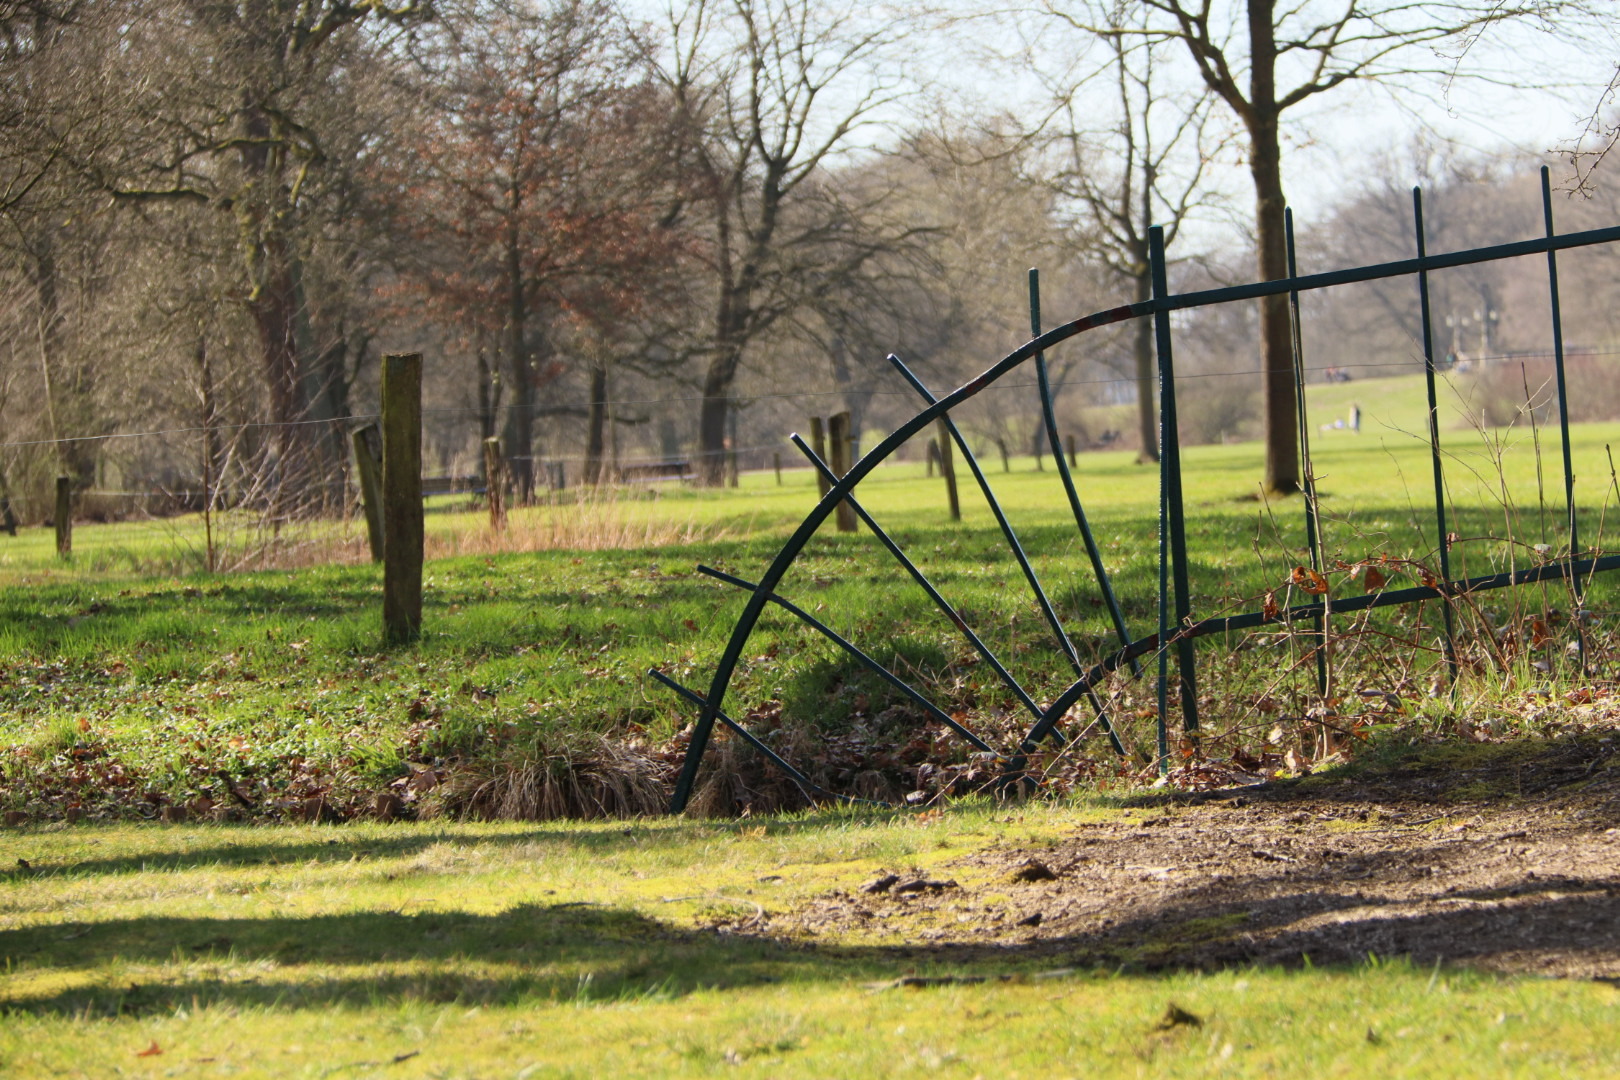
<box><xmin>655</xmin><ymin>167</ymin><xmax>1620</xmax><ymax>813</ymax></box>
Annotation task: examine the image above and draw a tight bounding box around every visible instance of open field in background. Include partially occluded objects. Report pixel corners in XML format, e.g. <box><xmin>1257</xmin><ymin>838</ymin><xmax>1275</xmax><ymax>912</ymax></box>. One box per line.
<box><xmin>8</xmin><ymin>371</ymin><xmax>1620</xmax><ymax>579</ymax></box>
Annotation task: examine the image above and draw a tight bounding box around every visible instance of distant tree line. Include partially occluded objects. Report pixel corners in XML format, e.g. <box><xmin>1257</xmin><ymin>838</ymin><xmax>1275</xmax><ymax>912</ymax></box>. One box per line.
<box><xmin>0</xmin><ymin>0</ymin><xmax>1612</xmax><ymax>522</ymax></box>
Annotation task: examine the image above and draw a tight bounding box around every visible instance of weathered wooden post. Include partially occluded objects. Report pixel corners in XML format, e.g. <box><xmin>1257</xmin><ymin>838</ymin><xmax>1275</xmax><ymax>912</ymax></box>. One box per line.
<box><xmin>827</xmin><ymin>411</ymin><xmax>857</xmax><ymax>533</ymax></box>
<box><xmin>54</xmin><ymin>476</ymin><xmax>71</xmax><ymax>558</ymax></box>
<box><xmin>935</xmin><ymin>419</ymin><xmax>960</xmax><ymax>522</ymax></box>
<box><xmin>773</xmin><ymin>451</ymin><xmax>782</xmax><ymax>485</ymax></box>
<box><xmin>808</xmin><ymin>416</ymin><xmax>831</xmax><ymax>499</ymax></box>
<box><xmin>351</xmin><ymin>424</ymin><xmax>383</xmax><ymax>562</ymax></box>
<box><xmin>482</xmin><ymin>437</ymin><xmax>506</xmax><ymax>531</ymax></box>
<box><xmin>1066</xmin><ymin>433</ymin><xmax>1078</xmax><ymax>468</ymax></box>
<box><xmin>381</xmin><ymin>354</ymin><xmax>423</xmax><ymax>645</ymax></box>
<box><xmin>925</xmin><ymin>438</ymin><xmax>939</xmax><ymax>477</ymax></box>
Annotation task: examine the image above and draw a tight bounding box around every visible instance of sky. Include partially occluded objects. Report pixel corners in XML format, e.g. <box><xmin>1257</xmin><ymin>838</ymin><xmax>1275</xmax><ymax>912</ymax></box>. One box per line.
<box><xmin>623</xmin><ymin>2</ymin><xmax>1620</xmax><ymax>236</ymax></box>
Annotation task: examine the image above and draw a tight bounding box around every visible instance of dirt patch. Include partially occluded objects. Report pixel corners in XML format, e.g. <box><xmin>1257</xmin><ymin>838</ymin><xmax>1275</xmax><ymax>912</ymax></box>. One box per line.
<box><xmin>768</xmin><ymin>736</ymin><xmax>1620</xmax><ymax>978</ymax></box>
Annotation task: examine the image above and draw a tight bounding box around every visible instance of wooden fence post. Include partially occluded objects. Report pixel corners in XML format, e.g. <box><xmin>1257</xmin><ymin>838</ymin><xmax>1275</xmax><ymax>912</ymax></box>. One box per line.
<box><xmin>809</xmin><ymin>416</ymin><xmax>830</xmax><ymax>499</ymax></box>
<box><xmin>827</xmin><ymin>412</ymin><xmax>857</xmax><ymax>533</ymax></box>
<box><xmin>773</xmin><ymin>451</ymin><xmax>782</xmax><ymax>485</ymax></box>
<box><xmin>351</xmin><ymin>424</ymin><xmax>383</xmax><ymax>562</ymax></box>
<box><xmin>1067</xmin><ymin>433</ymin><xmax>1078</xmax><ymax>468</ymax></box>
<box><xmin>482</xmin><ymin>437</ymin><xmax>506</xmax><ymax>531</ymax></box>
<box><xmin>936</xmin><ymin>419</ymin><xmax>960</xmax><ymax>522</ymax></box>
<box><xmin>54</xmin><ymin>476</ymin><xmax>71</xmax><ymax>558</ymax></box>
<box><xmin>381</xmin><ymin>354</ymin><xmax>423</xmax><ymax>645</ymax></box>
<box><xmin>926</xmin><ymin>438</ymin><xmax>939</xmax><ymax>477</ymax></box>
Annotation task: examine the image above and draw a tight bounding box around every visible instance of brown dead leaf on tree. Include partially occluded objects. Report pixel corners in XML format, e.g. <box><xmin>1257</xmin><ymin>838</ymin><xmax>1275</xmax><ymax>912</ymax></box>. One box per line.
<box><xmin>1290</xmin><ymin>566</ymin><xmax>1329</xmax><ymax>595</ymax></box>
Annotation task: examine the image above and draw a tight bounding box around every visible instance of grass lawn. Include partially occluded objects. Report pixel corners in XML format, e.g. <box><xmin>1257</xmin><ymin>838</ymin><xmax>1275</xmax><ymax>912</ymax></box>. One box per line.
<box><xmin>2</xmin><ymin>372</ymin><xmax>1619</xmax><ymax>819</ymax></box>
<box><xmin>3</xmin><ymin>373</ymin><xmax>1620</xmax><ymax>1075</ymax></box>
<box><xmin>3</xmin><ymin>801</ymin><xmax>1618</xmax><ymax>1078</ymax></box>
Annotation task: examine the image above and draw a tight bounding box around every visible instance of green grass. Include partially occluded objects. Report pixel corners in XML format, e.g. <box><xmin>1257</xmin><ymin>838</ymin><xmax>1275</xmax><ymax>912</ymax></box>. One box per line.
<box><xmin>2</xmin><ymin>806</ymin><xmax>1617</xmax><ymax>1077</ymax></box>
<box><xmin>4</xmin><ymin>377</ymin><xmax>1620</xmax><ymax>817</ymax></box>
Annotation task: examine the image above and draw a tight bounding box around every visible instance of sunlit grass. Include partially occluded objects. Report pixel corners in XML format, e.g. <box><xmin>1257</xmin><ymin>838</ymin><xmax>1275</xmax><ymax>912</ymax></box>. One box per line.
<box><xmin>1</xmin><ymin>808</ymin><xmax>1616</xmax><ymax>1077</ymax></box>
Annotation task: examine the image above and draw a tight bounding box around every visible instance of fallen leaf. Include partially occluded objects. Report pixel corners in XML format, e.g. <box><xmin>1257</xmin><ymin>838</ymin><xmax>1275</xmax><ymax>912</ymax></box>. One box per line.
<box><xmin>136</xmin><ymin>1041</ymin><xmax>162</xmax><ymax>1057</ymax></box>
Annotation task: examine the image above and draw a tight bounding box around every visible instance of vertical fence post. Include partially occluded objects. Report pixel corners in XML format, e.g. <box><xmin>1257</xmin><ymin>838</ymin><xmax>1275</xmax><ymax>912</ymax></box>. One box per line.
<box><xmin>483</xmin><ymin>436</ymin><xmax>506</xmax><ymax>532</ymax></box>
<box><xmin>1066</xmin><ymin>433</ymin><xmax>1077</xmax><ymax>468</ymax></box>
<box><xmin>381</xmin><ymin>353</ymin><xmax>423</xmax><ymax>646</ymax></box>
<box><xmin>1285</xmin><ymin>208</ymin><xmax>1331</xmax><ymax>698</ymax></box>
<box><xmin>1149</xmin><ymin>227</ymin><xmax>1198</xmax><ymax>766</ymax></box>
<box><xmin>1412</xmin><ymin>189</ymin><xmax>1459</xmax><ymax>682</ymax></box>
<box><xmin>935</xmin><ymin>417</ymin><xmax>960</xmax><ymax>521</ymax></box>
<box><xmin>828</xmin><ymin>411</ymin><xmax>858</xmax><ymax>532</ymax></box>
<box><xmin>809</xmin><ymin>416</ymin><xmax>831</xmax><ymax>500</ymax></box>
<box><xmin>351</xmin><ymin>424</ymin><xmax>383</xmax><ymax>562</ymax></box>
<box><xmin>54</xmin><ymin>476</ymin><xmax>71</xmax><ymax>559</ymax></box>
<box><xmin>1541</xmin><ymin>165</ymin><xmax>1585</xmax><ymax>669</ymax></box>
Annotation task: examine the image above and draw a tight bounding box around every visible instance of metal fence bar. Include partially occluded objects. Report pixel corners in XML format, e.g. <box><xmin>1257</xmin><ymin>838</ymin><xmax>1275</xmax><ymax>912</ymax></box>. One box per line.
<box><xmin>1029</xmin><ymin>269</ymin><xmax>1142</xmax><ymax>677</ymax></box>
<box><xmin>1412</xmin><ymin>188</ymin><xmax>1460</xmax><ymax>681</ymax></box>
<box><xmin>1163</xmin><ymin>223</ymin><xmax>1620</xmax><ymax>313</ymax></box>
<box><xmin>1038</xmin><ymin>551</ymin><xmax>1620</xmax><ymax>729</ymax></box>
<box><xmin>788</xmin><ymin>432</ymin><xmax>1052</xmax><ymax>727</ymax></box>
<box><xmin>1150</xmin><ymin>227</ymin><xmax>1199</xmax><ymax>762</ymax></box>
<box><xmin>1285</xmin><ymin>209</ymin><xmax>1331</xmax><ymax>697</ymax></box>
<box><xmin>695</xmin><ymin>565</ymin><xmax>996</xmax><ymax>753</ymax></box>
<box><xmin>885</xmin><ymin>353</ymin><xmax>1124</xmax><ymax>754</ymax></box>
<box><xmin>649</xmin><ymin>670</ymin><xmax>881</xmax><ymax>807</ymax></box>
<box><xmin>1540</xmin><ymin>167</ymin><xmax>1583</xmax><ymax>604</ymax></box>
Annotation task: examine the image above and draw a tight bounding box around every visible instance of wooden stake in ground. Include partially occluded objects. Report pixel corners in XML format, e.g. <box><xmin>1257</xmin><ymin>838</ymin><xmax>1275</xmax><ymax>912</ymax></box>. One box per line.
<box><xmin>773</xmin><ymin>451</ymin><xmax>782</xmax><ymax>485</ymax></box>
<box><xmin>483</xmin><ymin>437</ymin><xmax>506</xmax><ymax>531</ymax></box>
<box><xmin>1066</xmin><ymin>433</ymin><xmax>1078</xmax><ymax>468</ymax></box>
<box><xmin>828</xmin><ymin>411</ymin><xmax>857</xmax><ymax>533</ymax></box>
<box><xmin>350</xmin><ymin>424</ymin><xmax>383</xmax><ymax>562</ymax></box>
<box><xmin>809</xmin><ymin>416</ymin><xmax>831</xmax><ymax>499</ymax></box>
<box><xmin>381</xmin><ymin>354</ymin><xmax>423</xmax><ymax>645</ymax></box>
<box><xmin>54</xmin><ymin>476</ymin><xmax>71</xmax><ymax>558</ymax></box>
<box><xmin>936</xmin><ymin>418</ymin><xmax>960</xmax><ymax>521</ymax></box>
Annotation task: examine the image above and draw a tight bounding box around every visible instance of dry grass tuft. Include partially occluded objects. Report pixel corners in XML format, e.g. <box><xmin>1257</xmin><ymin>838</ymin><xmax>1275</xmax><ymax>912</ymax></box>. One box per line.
<box><xmin>432</xmin><ymin>733</ymin><xmax>673</xmax><ymax>821</ymax></box>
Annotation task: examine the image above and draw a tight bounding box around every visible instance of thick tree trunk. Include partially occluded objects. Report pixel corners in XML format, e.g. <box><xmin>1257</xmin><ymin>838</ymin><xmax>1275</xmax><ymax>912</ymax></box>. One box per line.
<box><xmin>500</xmin><ymin>184</ymin><xmax>536</xmax><ymax>501</ymax></box>
<box><xmin>476</xmin><ymin>348</ymin><xmax>500</xmax><ymax>444</ymax></box>
<box><xmin>1247</xmin><ymin>0</ymin><xmax>1298</xmax><ymax>495</ymax></box>
<box><xmin>1251</xmin><ymin>130</ymin><xmax>1297</xmax><ymax>494</ymax></box>
<box><xmin>697</xmin><ymin>345</ymin><xmax>741</xmax><ymax>486</ymax></box>
<box><xmin>248</xmin><ymin>246</ymin><xmax>315</xmax><ymax>495</ymax></box>
<box><xmin>1132</xmin><ymin>251</ymin><xmax>1159</xmax><ymax>462</ymax></box>
<box><xmin>584</xmin><ymin>360</ymin><xmax>608</xmax><ymax>484</ymax></box>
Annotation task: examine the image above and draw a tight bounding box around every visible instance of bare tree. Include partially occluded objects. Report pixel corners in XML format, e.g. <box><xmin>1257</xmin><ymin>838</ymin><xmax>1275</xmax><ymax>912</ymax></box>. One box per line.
<box><xmin>1034</xmin><ymin>21</ymin><xmax>1227</xmax><ymax>462</ymax></box>
<box><xmin>658</xmin><ymin>0</ymin><xmax>923</xmax><ymax>485</ymax></box>
<box><xmin>1064</xmin><ymin>0</ymin><xmax>1595</xmax><ymax>494</ymax></box>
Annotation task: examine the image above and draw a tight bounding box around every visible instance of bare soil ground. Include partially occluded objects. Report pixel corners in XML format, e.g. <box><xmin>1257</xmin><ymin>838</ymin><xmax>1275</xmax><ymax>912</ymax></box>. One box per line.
<box><xmin>767</xmin><ymin>737</ymin><xmax>1620</xmax><ymax>979</ymax></box>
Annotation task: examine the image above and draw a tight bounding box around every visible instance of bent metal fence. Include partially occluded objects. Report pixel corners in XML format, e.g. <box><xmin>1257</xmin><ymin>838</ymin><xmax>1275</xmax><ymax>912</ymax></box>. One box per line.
<box><xmin>654</xmin><ymin>167</ymin><xmax>1620</xmax><ymax>813</ymax></box>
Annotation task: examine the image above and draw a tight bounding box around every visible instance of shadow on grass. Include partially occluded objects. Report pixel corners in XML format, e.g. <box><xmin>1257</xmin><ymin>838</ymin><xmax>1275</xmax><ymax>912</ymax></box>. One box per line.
<box><xmin>2</xmin><ymin>808</ymin><xmax>916</xmax><ymax>881</ymax></box>
<box><xmin>4</xmin><ymin>867</ymin><xmax>1616</xmax><ymax>1018</ymax></box>
<box><xmin>1122</xmin><ymin>735</ymin><xmax>1620</xmax><ymax>824</ymax></box>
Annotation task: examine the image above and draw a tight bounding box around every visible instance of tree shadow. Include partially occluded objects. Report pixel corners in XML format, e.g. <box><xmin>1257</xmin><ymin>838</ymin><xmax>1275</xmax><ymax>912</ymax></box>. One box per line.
<box><xmin>1</xmin><ymin>810</ymin><xmax>910</xmax><ymax>881</ymax></box>
<box><xmin>5</xmin><ymin>861</ymin><xmax>1616</xmax><ymax>1018</ymax></box>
